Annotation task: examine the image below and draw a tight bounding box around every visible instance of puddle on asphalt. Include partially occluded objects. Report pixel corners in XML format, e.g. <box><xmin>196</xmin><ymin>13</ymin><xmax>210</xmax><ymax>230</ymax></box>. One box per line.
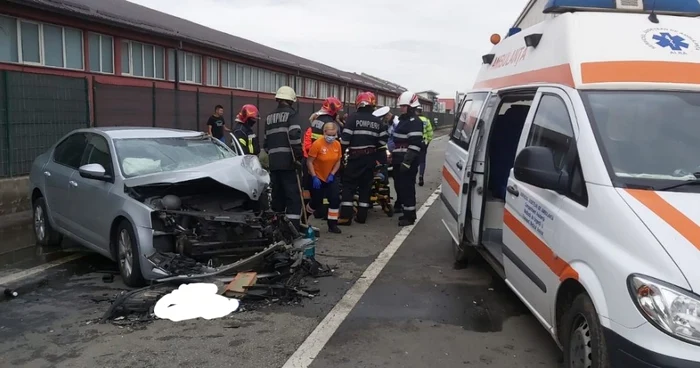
<box><xmin>0</xmin><ymin>221</ymin><xmax>82</xmax><ymax>273</ymax></box>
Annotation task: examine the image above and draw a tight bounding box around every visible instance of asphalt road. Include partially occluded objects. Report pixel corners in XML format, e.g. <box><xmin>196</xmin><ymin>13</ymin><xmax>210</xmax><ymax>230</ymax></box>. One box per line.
<box><xmin>0</xmin><ymin>134</ymin><xmax>562</xmax><ymax>368</ymax></box>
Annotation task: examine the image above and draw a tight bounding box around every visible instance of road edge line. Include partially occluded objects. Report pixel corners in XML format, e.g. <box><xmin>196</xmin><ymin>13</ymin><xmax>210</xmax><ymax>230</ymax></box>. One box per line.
<box><xmin>282</xmin><ymin>186</ymin><xmax>443</xmax><ymax>368</ymax></box>
<box><xmin>0</xmin><ymin>253</ymin><xmax>85</xmax><ymax>286</ymax></box>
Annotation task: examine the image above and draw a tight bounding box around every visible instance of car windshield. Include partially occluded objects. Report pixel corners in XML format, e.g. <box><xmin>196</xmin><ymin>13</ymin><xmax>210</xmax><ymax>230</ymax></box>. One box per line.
<box><xmin>114</xmin><ymin>135</ymin><xmax>236</xmax><ymax>178</ymax></box>
<box><xmin>582</xmin><ymin>90</ymin><xmax>700</xmax><ymax>189</ymax></box>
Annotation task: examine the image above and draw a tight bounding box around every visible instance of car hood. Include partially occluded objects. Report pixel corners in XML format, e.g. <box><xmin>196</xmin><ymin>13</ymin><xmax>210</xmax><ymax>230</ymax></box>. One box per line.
<box><xmin>619</xmin><ymin>189</ymin><xmax>700</xmax><ymax>292</ymax></box>
<box><xmin>123</xmin><ymin>156</ymin><xmax>270</xmax><ymax>200</ymax></box>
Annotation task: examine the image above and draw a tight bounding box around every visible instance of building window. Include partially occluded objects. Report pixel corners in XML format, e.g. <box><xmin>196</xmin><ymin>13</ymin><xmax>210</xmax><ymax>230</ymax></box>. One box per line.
<box><xmin>251</xmin><ymin>67</ymin><xmax>259</xmax><ymax>91</ymax></box>
<box><xmin>295</xmin><ymin>76</ymin><xmax>304</xmax><ymax>96</ymax></box>
<box><xmin>175</xmin><ymin>50</ymin><xmax>201</xmax><ymax>84</ymax></box>
<box><xmin>221</xmin><ymin>61</ymin><xmax>237</xmax><ymax>88</ymax></box>
<box><xmin>349</xmin><ymin>88</ymin><xmax>358</xmax><ymax>103</ymax></box>
<box><xmin>274</xmin><ymin>72</ymin><xmax>285</xmax><ymax>91</ymax></box>
<box><xmin>329</xmin><ymin>84</ymin><xmax>339</xmax><ymax>99</ymax></box>
<box><xmin>339</xmin><ymin>86</ymin><xmax>346</xmax><ymax>102</ymax></box>
<box><xmin>88</xmin><ymin>33</ymin><xmax>113</xmax><ymax>73</ymax></box>
<box><xmin>122</xmin><ymin>40</ymin><xmax>164</xmax><ymax>79</ymax></box>
<box><xmin>305</xmin><ymin>79</ymin><xmax>317</xmax><ymax>98</ymax></box>
<box><xmin>0</xmin><ymin>16</ymin><xmax>83</xmax><ymax>69</ymax></box>
<box><xmin>206</xmin><ymin>57</ymin><xmax>219</xmax><ymax>86</ymax></box>
<box><xmin>318</xmin><ymin>82</ymin><xmax>329</xmax><ymax>99</ymax></box>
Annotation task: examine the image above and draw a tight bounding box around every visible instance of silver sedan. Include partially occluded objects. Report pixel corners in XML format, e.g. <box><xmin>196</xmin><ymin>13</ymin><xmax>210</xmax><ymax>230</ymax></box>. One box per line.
<box><xmin>29</xmin><ymin>127</ymin><xmax>271</xmax><ymax>286</ymax></box>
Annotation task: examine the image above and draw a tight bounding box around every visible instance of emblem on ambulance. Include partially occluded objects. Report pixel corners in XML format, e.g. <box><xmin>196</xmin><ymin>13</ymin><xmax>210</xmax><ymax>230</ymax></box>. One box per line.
<box><xmin>641</xmin><ymin>28</ymin><xmax>700</xmax><ymax>55</ymax></box>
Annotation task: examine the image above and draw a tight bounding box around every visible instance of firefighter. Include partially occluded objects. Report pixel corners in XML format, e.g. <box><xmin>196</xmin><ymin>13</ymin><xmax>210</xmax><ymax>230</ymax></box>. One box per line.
<box><xmin>232</xmin><ymin>104</ymin><xmax>260</xmax><ymax>155</ymax></box>
<box><xmin>392</xmin><ymin>91</ymin><xmax>424</xmax><ymax>227</ymax></box>
<box><xmin>264</xmin><ymin>86</ymin><xmax>304</xmax><ymax>229</ymax></box>
<box><xmin>416</xmin><ymin>106</ymin><xmax>434</xmax><ymax>186</ymax></box>
<box><xmin>338</xmin><ymin>92</ymin><xmax>388</xmax><ymax>225</ymax></box>
<box><xmin>303</xmin><ymin>97</ymin><xmax>343</xmax><ymax>216</ymax></box>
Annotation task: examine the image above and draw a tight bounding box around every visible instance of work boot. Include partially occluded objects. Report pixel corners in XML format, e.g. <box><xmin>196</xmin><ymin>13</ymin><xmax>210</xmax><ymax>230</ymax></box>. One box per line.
<box><xmin>419</xmin><ymin>176</ymin><xmax>424</xmax><ymax>187</ymax></box>
<box><xmin>398</xmin><ymin>211</ymin><xmax>416</xmax><ymax>227</ymax></box>
<box><xmin>355</xmin><ymin>208</ymin><xmax>368</xmax><ymax>224</ymax></box>
<box><xmin>394</xmin><ymin>202</ymin><xmax>403</xmax><ymax>213</ymax></box>
<box><xmin>328</xmin><ymin>222</ymin><xmax>342</xmax><ymax>234</ymax></box>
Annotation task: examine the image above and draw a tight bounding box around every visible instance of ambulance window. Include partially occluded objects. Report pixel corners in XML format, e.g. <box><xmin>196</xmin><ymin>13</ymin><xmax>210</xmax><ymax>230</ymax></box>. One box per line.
<box><xmin>451</xmin><ymin>93</ymin><xmax>487</xmax><ymax>149</ymax></box>
<box><xmin>526</xmin><ymin>94</ymin><xmax>587</xmax><ymax>205</ymax></box>
<box><xmin>526</xmin><ymin>95</ymin><xmax>574</xmax><ymax>171</ymax></box>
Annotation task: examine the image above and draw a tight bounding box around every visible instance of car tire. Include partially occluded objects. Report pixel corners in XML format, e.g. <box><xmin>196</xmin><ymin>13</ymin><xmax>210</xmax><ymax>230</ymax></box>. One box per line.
<box><xmin>115</xmin><ymin>220</ymin><xmax>146</xmax><ymax>287</ymax></box>
<box><xmin>33</xmin><ymin>197</ymin><xmax>63</xmax><ymax>247</ymax></box>
<box><xmin>561</xmin><ymin>293</ymin><xmax>610</xmax><ymax>368</ymax></box>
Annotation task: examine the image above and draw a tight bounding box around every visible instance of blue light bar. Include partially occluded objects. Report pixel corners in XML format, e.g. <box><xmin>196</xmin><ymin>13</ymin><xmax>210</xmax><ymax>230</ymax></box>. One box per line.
<box><xmin>543</xmin><ymin>0</ymin><xmax>700</xmax><ymax>15</ymax></box>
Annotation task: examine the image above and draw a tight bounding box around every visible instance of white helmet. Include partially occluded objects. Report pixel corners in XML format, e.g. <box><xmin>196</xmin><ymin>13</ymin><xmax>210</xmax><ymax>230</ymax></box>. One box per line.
<box><xmin>275</xmin><ymin>86</ymin><xmax>297</xmax><ymax>102</ymax></box>
<box><xmin>397</xmin><ymin>91</ymin><xmax>420</xmax><ymax>108</ymax></box>
<box><xmin>372</xmin><ymin>106</ymin><xmax>391</xmax><ymax>117</ymax></box>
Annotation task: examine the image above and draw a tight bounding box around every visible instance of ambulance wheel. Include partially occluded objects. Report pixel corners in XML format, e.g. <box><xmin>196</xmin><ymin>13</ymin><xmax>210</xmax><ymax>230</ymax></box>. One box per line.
<box><xmin>561</xmin><ymin>293</ymin><xmax>609</xmax><ymax>368</ymax></box>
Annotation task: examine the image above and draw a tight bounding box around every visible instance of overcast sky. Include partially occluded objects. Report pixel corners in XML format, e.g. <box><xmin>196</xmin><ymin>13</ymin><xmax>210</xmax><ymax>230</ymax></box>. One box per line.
<box><xmin>129</xmin><ymin>0</ymin><xmax>525</xmax><ymax>98</ymax></box>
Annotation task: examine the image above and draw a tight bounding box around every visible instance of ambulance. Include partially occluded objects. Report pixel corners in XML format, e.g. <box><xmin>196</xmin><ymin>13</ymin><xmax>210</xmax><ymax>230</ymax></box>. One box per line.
<box><xmin>440</xmin><ymin>0</ymin><xmax>700</xmax><ymax>366</ymax></box>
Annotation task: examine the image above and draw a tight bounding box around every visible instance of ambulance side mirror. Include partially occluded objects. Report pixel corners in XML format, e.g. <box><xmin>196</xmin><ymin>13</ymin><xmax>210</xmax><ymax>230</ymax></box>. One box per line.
<box><xmin>513</xmin><ymin>146</ymin><xmax>569</xmax><ymax>193</ymax></box>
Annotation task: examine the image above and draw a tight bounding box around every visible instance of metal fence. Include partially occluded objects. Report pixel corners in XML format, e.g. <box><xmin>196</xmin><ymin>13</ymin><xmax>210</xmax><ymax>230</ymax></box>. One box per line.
<box><xmin>0</xmin><ymin>71</ymin><xmax>455</xmax><ymax>178</ymax></box>
<box><xmin>0</xmin><ymin>71</ymin><xmax>90</xmax><ymax>178</ymax></box>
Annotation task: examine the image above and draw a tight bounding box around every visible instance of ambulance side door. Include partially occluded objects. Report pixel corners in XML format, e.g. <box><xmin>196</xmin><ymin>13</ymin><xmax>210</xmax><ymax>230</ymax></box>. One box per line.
<box><xmin>502</xmin><ymin>88</ymin><xmax>579</xmax><ymax>330</ymax></box>
<box><xmin>440</xmin><ymin>91</ymin><xmax>489</xmax><ymax>244</ymax></box>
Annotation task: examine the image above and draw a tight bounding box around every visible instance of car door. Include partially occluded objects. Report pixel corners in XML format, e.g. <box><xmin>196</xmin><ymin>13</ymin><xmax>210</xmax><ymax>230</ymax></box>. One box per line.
<box><xmin>440</xmin><ymin>91</ymin><xmax>490</xmax><ymax>244</ymax></box>
<box><xmin>502</xmin><ymin>88</ymin><xmax>580</xmax><ymax>329</ymax></box>
<box><xmin>70</xmin><ymin>133</ymin><xmax>117</xmax><ymax>249</ymax></box>
<box><xmin>44</xmin><ymin>132</ymin><xmax>88</xmax><ymax>232</ymax></box>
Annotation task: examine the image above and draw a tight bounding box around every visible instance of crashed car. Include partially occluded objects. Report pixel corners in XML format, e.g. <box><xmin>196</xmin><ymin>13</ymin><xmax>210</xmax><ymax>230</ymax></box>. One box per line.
<box><xmin>29</xmin><ymin>127</ymin><xmax>296</xmax><ymax>286</ymax></box>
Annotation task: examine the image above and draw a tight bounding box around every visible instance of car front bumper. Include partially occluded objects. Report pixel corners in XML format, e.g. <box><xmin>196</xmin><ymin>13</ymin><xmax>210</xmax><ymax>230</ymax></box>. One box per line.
<box><xmin>604</xmin><ymin>327</ymin><xmax>700</xmax><ymax>368</ymax></box>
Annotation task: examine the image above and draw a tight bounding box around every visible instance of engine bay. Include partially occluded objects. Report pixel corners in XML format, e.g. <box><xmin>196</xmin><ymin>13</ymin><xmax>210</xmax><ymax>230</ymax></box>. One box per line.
<box><xmin>126</xmin><ymin>177</ymin><xmax>292</xmax><ymax>274</ymax></box>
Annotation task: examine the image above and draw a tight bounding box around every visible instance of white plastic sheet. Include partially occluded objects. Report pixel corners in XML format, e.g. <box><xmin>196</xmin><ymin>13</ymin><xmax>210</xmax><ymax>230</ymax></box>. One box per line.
<box><xmin>154</xmin><ymin>283</ymin><xmax>239</xmax><ymax>322</ymax></box>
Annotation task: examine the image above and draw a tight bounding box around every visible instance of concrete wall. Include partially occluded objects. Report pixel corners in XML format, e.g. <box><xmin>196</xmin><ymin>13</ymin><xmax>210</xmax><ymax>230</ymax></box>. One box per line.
<box><xmin>0</xmin><ymin>176</ymin><xmax>29</xmax><ymax>216</ymax></box>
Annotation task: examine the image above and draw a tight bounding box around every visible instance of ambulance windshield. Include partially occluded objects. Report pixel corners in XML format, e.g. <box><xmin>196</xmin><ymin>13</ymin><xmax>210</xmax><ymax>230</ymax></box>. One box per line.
<box><xmin>582</xmin><ymin>90</ymin><xmax>700</xmax><ymax>188</ymax></box>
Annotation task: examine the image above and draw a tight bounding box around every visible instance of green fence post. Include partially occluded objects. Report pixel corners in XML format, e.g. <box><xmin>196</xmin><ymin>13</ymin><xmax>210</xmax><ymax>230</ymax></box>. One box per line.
<box><xmin>92</xmin><ymin>76</ymin><xmax>97</xmax><ymax>127</ymax></box>
<box><xmin>152</xmin><ymin>82</ymin><xmax>157</xmax><ymax>127</ymax></box>
<box><xmin>85</xmin><ymin>77</ymin><xmax>90</xmax><ymax>127</ymax></box>
<box><xmin>3</xmin><ymin>71</ymin><xmax>10</xmax><ymax>177</ymax></box>
<box><xmin>230</xmin><ymin>91</ymin><xmax>234</xmax><ymax>130</ymax></box>
<box><xmin>195</xmin><ymin>88</ymin><xmax>200</xmax><ymax>131</ymax></box>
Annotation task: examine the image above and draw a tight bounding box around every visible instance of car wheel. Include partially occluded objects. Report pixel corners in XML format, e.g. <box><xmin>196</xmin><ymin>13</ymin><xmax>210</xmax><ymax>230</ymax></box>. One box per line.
<box><xmin>561</xmin><ymin>293</ymin><xmax>610</xmax><ymax>368</ymax></box>
<box><xmin>33</xmin><ymin>197</ymin><xmax>63</xmax><ymax>247</ymax></box>
<box><xmin>116</xmin><ymin>220</ymin><xmax>145</xmax><ymax>287</ymax></box>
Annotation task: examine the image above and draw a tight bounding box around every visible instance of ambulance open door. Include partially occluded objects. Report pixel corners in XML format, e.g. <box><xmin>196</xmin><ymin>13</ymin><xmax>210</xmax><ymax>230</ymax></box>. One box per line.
<box><xmin>440</xmin><ymin>91</ymin><xmax>490</xmax><ymax>246</ymax></box>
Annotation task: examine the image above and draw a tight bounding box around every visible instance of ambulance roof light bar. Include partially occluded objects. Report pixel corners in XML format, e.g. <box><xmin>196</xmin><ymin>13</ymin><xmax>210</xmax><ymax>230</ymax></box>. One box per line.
<box><xmin>543</xmin><ymin>0</ymin><xmax>700</xmax><ymax>17</ymax></box>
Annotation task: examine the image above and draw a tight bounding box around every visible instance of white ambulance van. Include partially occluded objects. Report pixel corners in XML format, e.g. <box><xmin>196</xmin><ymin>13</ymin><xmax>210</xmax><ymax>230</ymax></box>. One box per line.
<box><xmin>440</xmin><ymin>0</ymin><xmax>700</xmax><ymax>366</ymax></box>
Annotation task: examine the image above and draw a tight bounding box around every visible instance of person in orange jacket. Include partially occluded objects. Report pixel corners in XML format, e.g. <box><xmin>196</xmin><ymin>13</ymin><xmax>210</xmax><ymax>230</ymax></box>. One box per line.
<box><xmin>302</xmin><ymin>97</ymin><xmax>343</xmax><ymax>216</ymax></box>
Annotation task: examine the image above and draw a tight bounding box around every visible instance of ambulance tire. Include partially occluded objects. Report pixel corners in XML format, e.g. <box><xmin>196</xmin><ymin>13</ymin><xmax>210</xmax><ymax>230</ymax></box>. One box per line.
<box><xmin>561</xmin><ymin>293</ymin><xmax>610</xmax><ymax>368</ymax></box>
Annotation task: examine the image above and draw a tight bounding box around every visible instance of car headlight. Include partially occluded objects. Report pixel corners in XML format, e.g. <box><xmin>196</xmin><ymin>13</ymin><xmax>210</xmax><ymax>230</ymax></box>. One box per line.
<box><xmin>628</xmin><ymin>274</ymin><xmax>700</xmax><ymax>345</ymax></box>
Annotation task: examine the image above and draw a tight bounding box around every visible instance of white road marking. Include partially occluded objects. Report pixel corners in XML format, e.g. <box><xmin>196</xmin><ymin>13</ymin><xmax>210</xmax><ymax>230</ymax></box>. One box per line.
<box><xmin>0</xmin><ymin>253</ymin><xmax>85</xmax><ymax>286</ymax></box>
<box><xmin>282</xmin><ymin>187</ymin><xmax>443</xmax><ymax>368</ymax></box>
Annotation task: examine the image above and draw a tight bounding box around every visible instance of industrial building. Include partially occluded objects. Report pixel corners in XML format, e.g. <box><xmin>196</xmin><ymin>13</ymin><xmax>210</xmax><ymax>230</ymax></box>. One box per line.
<box><xmin>0</xmin><ymin>0</ymin><xmax>443</xmax><ymax>182</ymax></box>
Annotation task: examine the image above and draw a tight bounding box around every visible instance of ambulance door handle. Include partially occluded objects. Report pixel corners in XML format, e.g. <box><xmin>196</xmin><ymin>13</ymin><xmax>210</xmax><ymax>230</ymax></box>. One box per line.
<box><xmin>456</xmin><ymin>161</ymin><xmax>463</xmax><ymax>170</ymax></box>
<box><xmin>507</xmin><ymin>185</ymin><xmax>519</xmax><ymax>197</ymax></box>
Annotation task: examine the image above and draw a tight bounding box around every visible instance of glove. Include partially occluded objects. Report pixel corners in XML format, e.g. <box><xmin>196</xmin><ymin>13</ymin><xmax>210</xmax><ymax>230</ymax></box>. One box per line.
<box><xmin>327</xmin><ymin>173</ymin><xmax>335</xmax><ymax>183</ymax></box>
<box><xmin>294</xmin><ymin>160</ymin><xmax>303</xmax><ymax>169</ymax></box>
<box><xmin>400</xmin><ymin>162</ymin><xmax>411</xmax><ymax>172</ymax></box>
<box><xmin>312</xmin><ymin>176</ymin><xmax>322</xmax><ymax>189</ymax></box>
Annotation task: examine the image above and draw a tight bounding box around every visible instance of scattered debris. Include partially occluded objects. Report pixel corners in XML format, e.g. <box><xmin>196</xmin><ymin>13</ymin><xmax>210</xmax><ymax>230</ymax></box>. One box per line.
<box><xmin>154</xmin><ymin>283</ymin><xmax>240</xmax><ymax>322</ymax></box>
<box><xmin>100</xmin><ymin>231</ymin><xmax>334</xmax><ymax>327</ymax></box>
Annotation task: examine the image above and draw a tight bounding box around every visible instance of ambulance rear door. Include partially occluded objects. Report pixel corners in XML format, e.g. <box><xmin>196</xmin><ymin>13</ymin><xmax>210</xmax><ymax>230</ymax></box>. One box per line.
<box><xmin>441</xmin><ymin>91</ymin><xmax>490</xmax><ymax>245</ymax></box>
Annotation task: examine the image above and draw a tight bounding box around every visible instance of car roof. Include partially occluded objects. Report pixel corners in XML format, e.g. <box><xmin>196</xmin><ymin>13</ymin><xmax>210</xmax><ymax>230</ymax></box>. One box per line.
<box><xmin>86</xmin><ymin>127</ymin><xmax>204</xmax><ymax>140</ymax></box>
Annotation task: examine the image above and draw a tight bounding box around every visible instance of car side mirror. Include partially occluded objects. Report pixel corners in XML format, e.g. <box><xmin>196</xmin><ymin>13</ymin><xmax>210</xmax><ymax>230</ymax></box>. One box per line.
<box><xmin>79</xmin><ymin>163</ymin><xmax>110</xmax><ymax>181</ymax></box>
<box><xmin>513</xmin><ymin>146</ymin><xmax>569</xmax><ymax>193</ymax></box>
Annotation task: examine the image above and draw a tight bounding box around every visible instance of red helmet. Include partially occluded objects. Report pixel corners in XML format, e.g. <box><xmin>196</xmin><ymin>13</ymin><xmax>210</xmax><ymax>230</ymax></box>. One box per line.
<box><xmin>236</xmin><ymin>104</ymin><xmax>259</xmax><ymax>122</ymax></box>
<box><xmin>321</xmin><ymin>97</ymin><xmax>343</xmax><ymax>116</ymax></box>
<box><xmin>355</xmin><ymin>92</ymin><xmax>377</xmax><ymax>108</ymax></box>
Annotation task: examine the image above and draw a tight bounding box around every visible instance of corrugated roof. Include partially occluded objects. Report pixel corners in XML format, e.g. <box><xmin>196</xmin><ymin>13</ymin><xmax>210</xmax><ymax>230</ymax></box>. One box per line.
<box><xmin>9</xmin><ymin>0</ymin><xmax>408</xmax><ymax>95</ymax></box>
